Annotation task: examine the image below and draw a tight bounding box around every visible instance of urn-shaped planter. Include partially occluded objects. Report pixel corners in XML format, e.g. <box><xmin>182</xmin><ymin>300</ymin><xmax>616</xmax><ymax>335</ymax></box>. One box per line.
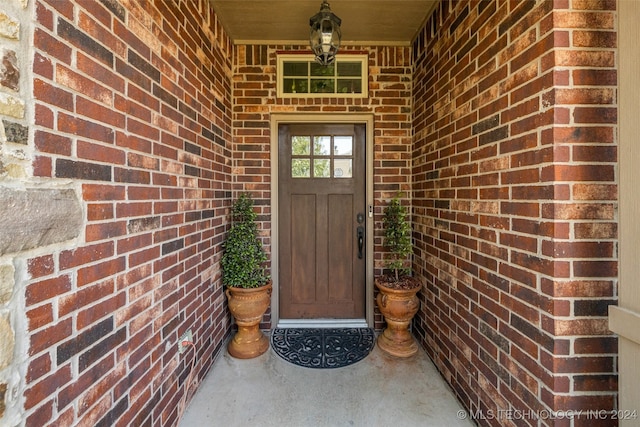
<box><xmin>221</xmin><ymin>193</ymin><xmax>271</xmax><ymax>359</ymax></box>
<box><xmin>375</xmin><ymin>277</ymin><xmax>421</xmax><ymax>358</ymax></box>
<box><xmin>226</xmin><ymin>282</ymin><xmax>272</xmax><ymax>359</ymax></box>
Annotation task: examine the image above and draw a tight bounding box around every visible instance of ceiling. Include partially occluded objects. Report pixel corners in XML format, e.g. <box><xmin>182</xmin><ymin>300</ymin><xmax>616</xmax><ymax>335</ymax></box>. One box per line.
<box><xmin>209</xmin><ymin>0</ymin><xmax>439</xmax><ymax>46</ymax></box>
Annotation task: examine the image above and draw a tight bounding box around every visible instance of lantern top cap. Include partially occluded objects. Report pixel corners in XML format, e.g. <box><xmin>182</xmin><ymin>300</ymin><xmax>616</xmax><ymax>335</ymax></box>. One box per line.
<box><xmin>309</xmin><ymin>1</ymin><xmax>342</xmax><ymax>26</ymax></box>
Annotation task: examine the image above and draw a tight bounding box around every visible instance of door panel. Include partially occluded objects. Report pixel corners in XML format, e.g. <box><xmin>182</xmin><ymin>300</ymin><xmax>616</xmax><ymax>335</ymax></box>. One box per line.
<box><xmin>290</xmin><ymin>194</ymin><xmax>316</xmax><ymax>304</ymax></box>
<box><xmin>279</xmin><ymin>123</ymin><xmax>365</xmax><ymax>319</ymax></box>
<box><xmin>328</xmin><ymin>194</ymin><xmax>353</xmax><ymax>301</ymax></box>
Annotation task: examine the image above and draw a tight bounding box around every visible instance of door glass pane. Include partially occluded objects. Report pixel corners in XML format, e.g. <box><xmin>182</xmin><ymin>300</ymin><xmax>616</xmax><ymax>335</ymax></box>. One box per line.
<box><xmin>314</xmin><ymin>159</ymin><xmax>330</xmax><ymax>178</ymax></box>
<box><xmin>313</xmin><ymin>136</ymin><xmax>331</xmax><ymax>155</ymax></box>
<box><xmin>292</xmin><ymin>159</ymin><xmax>310</xmax><ymax>178</ymax></box>
<box><xmin>334</xmin><ymin>159</ymin><xmax>352</xmax><ymax>178</ymax></box>
<box><xmin>333</xmin><ymin>136</ymin><xmax>352</xmax><ymax>155</ymax></box>
<box><xmin>292</xmin><ymin>136</ymin><xmax>310</xmax><ymax>155</ymax></box>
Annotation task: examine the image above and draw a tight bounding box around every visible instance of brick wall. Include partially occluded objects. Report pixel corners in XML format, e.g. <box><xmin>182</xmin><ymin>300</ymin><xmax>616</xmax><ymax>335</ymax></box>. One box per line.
<box><xmin>20</xmin><ymin>0</ymin><xmax>234</xmax><ymax>425</ymax></box>
<box><xmin>412</xmin><ymin>1</ymin><xmax>618</xmax><ymax>425</ymax></box>
<box><xmin>233</xmin><ymin>44</ymin><xmax>413</xmax><ymax>328</ymax></box>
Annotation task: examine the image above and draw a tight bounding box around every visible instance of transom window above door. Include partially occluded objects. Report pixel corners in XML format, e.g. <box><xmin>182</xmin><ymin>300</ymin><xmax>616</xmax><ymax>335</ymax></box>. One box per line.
<box><xmin>277</xmin><ymin>54</ymin><xmax>368</xmax><ymax>98</ymax></box>
<box><xmin>291</xmin><ymin>134</ymin><xmax>353</xmax><ymax>178</ymax></box>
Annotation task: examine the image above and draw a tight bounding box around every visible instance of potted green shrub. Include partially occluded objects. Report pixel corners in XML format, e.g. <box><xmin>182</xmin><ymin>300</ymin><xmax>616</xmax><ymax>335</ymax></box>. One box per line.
<box><xmin>221</xmin><ymin>193</ymin><xmax>272</xmax><ymax>359</ymax></box>
<box><xmin>375</xmin><ymin>193</ymin><xmax>421</xmax><ymax>358</ymax></box>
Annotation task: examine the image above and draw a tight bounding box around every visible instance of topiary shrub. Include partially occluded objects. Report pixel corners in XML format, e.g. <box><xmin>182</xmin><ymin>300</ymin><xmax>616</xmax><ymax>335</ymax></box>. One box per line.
<box><xmin>382</xmin><ymin>193</ymin><xmax>415</xmax><ymax>285</ymax></box>
<box><xmin>221</xmin><ymin>193</ymin><xmax>270</xmax><ymax>288</ymax></box>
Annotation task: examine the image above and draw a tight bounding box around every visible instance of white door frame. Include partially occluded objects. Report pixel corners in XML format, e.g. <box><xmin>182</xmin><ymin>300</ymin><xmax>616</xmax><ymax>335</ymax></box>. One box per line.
<box><xmin>270</xmin><ymin>113</ymin><xmax>375</xmax><ymax>328</ymax></box>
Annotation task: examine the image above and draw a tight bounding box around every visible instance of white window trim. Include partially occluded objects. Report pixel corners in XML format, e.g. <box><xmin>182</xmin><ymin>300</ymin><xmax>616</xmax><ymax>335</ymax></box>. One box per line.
<box><xmin>276</xmin><ymin>53</ymin><xmax>368</xmax><ymax>99</ymax></box>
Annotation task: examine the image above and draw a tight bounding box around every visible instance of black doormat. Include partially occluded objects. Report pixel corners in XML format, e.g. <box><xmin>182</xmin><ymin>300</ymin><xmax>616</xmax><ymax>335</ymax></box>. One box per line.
<box><xmin>271</xmin><ymin>328</ymin><xmax>375</xmax><ymax>369</ymax></box>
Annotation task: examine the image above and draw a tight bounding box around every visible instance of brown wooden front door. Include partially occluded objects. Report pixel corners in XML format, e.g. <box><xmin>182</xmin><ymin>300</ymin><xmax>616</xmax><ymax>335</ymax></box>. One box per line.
<box><xmin>278</xmin><ymin>123</ymin><xmax>366</xmax><ymax>319</ymax></box>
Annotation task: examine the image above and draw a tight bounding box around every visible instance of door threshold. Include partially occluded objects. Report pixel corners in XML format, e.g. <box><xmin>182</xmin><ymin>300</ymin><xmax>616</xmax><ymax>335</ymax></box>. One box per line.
<box><xmin>277</xmin><ymin>319</ymin><xmax>369</xmax><ymax>329</ymax></box>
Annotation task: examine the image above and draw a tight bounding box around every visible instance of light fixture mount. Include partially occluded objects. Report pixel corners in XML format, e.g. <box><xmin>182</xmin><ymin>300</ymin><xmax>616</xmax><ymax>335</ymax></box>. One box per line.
<box><xmin>309</xmin><ymin>1</ymin><xmax>342</xmax><ymax>66</ymax></box>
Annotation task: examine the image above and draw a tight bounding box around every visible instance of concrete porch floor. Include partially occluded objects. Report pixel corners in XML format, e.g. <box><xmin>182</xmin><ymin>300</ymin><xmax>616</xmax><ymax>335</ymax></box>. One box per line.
<box><xmin>178</xmin><ymin>341</ymin><xmax>475</xmax><ymax>427</ymax></box>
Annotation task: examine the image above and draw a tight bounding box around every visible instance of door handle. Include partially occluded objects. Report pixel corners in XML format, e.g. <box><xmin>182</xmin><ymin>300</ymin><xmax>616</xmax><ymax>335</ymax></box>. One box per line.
<box><xmin>357</xmin><ymin>226</ymin><xmax>364</xmax><ymax>259</ymax></box>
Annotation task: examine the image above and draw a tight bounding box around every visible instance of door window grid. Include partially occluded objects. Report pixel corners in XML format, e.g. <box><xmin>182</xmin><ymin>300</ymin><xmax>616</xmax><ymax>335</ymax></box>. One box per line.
<box><xmin>291</xmin><ymin>135</ymin><xmax>353</xmax><ymax>179</ymax></box>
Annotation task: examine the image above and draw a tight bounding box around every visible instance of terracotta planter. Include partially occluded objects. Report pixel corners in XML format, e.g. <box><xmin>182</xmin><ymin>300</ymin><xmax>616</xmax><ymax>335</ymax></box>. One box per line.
<box><xmin>375</xmin><ymin>278</ymin><xmax>421</xmax><ymax>358</ymax></box>
<box><xmin>225</xmin><ymin>282</ymin><xmax>272</xmax><ymax>359</ymax></box>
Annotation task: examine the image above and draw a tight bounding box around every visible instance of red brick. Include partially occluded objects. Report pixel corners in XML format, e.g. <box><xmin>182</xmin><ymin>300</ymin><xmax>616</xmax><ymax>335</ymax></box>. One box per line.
<box><xmin>543</xmin><ymin>241</ymin><xmax>614</xmax><ymax>258</ymax></box>
<box><xmin>78</xmin><ymin>10</ymin><xmax>126</xmax><ymax>56</ymax></box>
<box><xmin>34</xmin><ymin>79</ymin><xmax>74</xmax><ymax>111</ymax></box>
<box><xmin>58</xmin><ymin>112</ymin><xmax>115</xmax><ymax>143</ymax></box>
<box><xmin>33</xmin><ymin>155</ymin><xmax>53</xmax><ymax>177</ymax></box>
<box><xmin>29</xmin><ymin>318</ymin><xmax>72</xmax><ymax>356</ymax></box>
<box><xmin>555</xmin><ymin>50</ymin><xmax>615</xmax><ymax>67</ymax></box>
<box><xmin>77</xmin><ymin>292</ymin><xmax>126</xmax><ymax>329</ymax></box>
<box><xmin>554</xmin><ymin>11</ymin><xmax>614</xmax><ymax>29</ymax></box>
<box><xmin>59</xmin><ymin>242</ymin><xmax>115</xmax><ymax>269</ymax></box>
<box><xmin>87</xmin><ymin>203</ymin><xmax>114</xmax><ymax>221</ymax></box>
<box><xmin>552</xmin><ymin>394</ymin><xmax>615</xmax><ymax>412</ymax></box>
<box><xmin>35</xmin><ymin>1</ymin><xmax>54</xmax><ymax>30</ymax></box>
<box><xmin>574</xmin><ymin>106</ymin><xmax>617</xmax><ymax>124</ymax></box>
<box><xmin>34</xmin><ymin>130</ymin><xmax>72</xmax><ymax>155</ymax></box>
<box><xmin>117</xmin><ymin>134</ymin><xmax>153</xmax><ymax>154</ymax></box>
<box><xmin>34</xmin><ymin>28</ymin><xmax>72</xmax><ymax>64</ymax></box>
<box><xmin>114</xmin><ymin>167</ymin><xmax>151</xmax><ymax>184</ymax></box>
<box><xmin>26</xmin><ymin>275</ymin><xmax>72</xmax><ymax>306</ymax></box>
<box><xmin>572</xmin><ymin>69</ymin><xmax>616</xmax><ymax>86</ymax></box>
<box><xmin>552</xmin><ymin>356</ymin><xmax>614</xmax><ymax>373</ymax></box>
<box><xmin>27</xmin><ymin>304</ymin><xmax>54</xmax><ymax>330</ymax></box>
<box><xmin>42</xmin><ymin>0</ymin><xmax>74</xmax><ymax>19</ymax></box>
<box><xmin>574</xmin><ymin>260</ymin><xmax>617</xmax><ymax>277</ymax></box>
<box><xmin>77</xmin><ymin>53</ymin><xmax>125</xmax><ymax>93</ymax></box>
<box><xmin>33</xmin><ymin>52</ymin><xmax>54</xmax><ymax>80</ymax></box>
<box><xmin>76</xmin><ymin>97</ymin><xmax>125</xmax><ymax>128</ymax></box>
<box><xmin>574</xmin><ymin>336</ymin><xmax>617</xmax><ymax>354</ymax></box>
<box><xmin>543</xmin><ymin>202</ymin><xmax>615</xmax><ymax>220</ymax></box>
<box><xmin>57</xmin><ymin>355</ymin><xmax>115</xmax><ymax>410</ymax></box>
<box><xmin>573</xmin><ymin>30</ymin><xmax>616</xmax><ymax>48</ymax></box>
<box><xmin>27</xmin><ymin>255</ymin><xmax>55</xmax><ymax>279</ymax></box>
<box><xmin>553</xmin><ymin>126</ymin><xmax>614</xmax><ymax>143</ymax></box>
<box><xmin>574</xmin><ymin>222</ymin><xmax>617</xmax><ymax>239</ymax></box>
<box><xmin>58</xmin><ymin>280</ymin><xmax>114</xmax><ymax>317</ymax></box>
<box><xmin>34</xmin><ymin>104</ymin><xmax>54</xmax><ymax>128</ymax></box>
<box><xmin>27</xmin><ymin>353</ymin><xmax>52</xmax><ymax>383</ymax></box>
<box><xmin>57</xmin><ymin>64</ymin><xmax>114</xmax><ymax>105</ymax></box>
<box><xmin>85</xmin><ymin>221</ymin><xmax>127</xmax><ymax>243</ymax></box>
<box><xmin>77</xmin><ymin>257</ymin><xmax>126</xmax><ymax>287</ymax></box>
<box><xmin>77</xmin><ymin>140</ymin><xmax>126</xmax><ymax>165</ymax></box>
<box><xmin>82</xmin><ymin>184</ymin><xmax>126</xmax><ymax>201</ymax></box>
<box><xmin>25</xmin><ymin>400</ymin><xmax>53</xmax><ymax>426</ymax></box>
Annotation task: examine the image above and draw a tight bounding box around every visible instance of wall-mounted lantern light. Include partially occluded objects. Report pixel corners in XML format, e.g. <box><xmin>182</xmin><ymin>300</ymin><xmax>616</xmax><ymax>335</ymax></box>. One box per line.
<box><xmin>309</xmin><ymin>1</ymin><xmax>342</xmax><ymax>66</ymax></box>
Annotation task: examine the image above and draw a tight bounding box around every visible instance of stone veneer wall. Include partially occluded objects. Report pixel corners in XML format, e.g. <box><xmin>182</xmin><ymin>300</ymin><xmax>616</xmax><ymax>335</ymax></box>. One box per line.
<box><xmin>412</xmin><ymin>0</ymin><xmax>618</xmax><ymax>425</ymax></box>
<box><xmin>1</xmin><ymin>1</ymin><xmax>83</xmax><ymax>425</ymax></box>
<box><xmin>1</xmin><ymin>0</ymin><xmax>234</xmax><ymax>425</ymax></box>
<box><xmin>0</xmin><ymin>1</ymin><xmax>27</xmax><ymax>421</ymax></box>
